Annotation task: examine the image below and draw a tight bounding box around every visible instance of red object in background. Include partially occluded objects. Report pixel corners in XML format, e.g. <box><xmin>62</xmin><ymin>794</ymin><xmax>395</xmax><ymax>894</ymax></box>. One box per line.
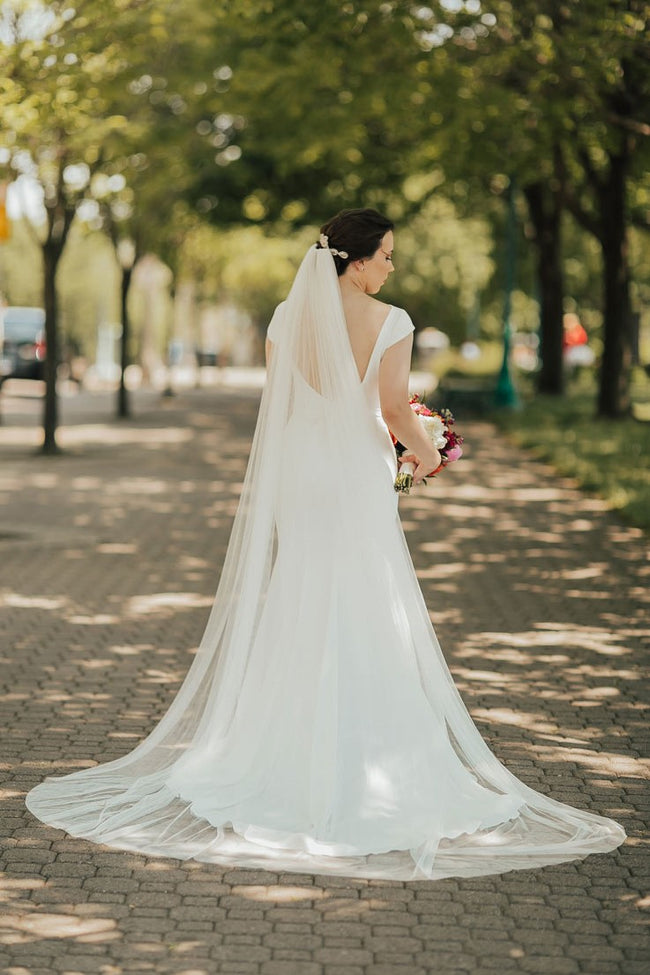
<box><xmin>563</xmin><ymin>313</ymin><xmax>588</xmax><ymax>349</ymax></box>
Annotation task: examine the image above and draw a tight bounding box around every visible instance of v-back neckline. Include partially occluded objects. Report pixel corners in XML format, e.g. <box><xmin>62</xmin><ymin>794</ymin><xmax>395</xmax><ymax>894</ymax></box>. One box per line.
<box><xmin>354</xmin><ymin>305</ymin><xmax>395</xmax><ymax>385</ymax></box>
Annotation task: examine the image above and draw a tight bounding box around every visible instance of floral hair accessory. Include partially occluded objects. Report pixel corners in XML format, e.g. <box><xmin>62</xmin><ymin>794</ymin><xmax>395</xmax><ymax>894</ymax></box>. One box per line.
<box><xmin>318</xmin><ymin>233</ymin><xmax>348</xmax><ymax>260</ymax></box>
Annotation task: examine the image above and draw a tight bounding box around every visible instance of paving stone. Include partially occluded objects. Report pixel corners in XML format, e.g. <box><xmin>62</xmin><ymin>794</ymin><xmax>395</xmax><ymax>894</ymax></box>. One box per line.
<box><xmin>51</xmin><ymin>955</ymin><xmax>114</xmax><ymax>971</ymax></box>
<box><xmin>313</xmin><ymin>947</ymin><xmax>374</xmax><ymax>965</ymax></box>
<box><xmin>4</xmin><ymin>862</ymin><xmax>62</xmax><ymax>876</ymax></box>
<box><xmin>84</xmin><ymin>892</ymin><xmax>127</xmax><ymax>904</ymax></box>
<box><xmin>170</xmin><ymin>904</ymin><xmax>225</xmax><ymax>921</ymax></box>
<box><xmin>1</xmin><ymin>960</ymin><xmax>55</xmax><ymax>972</ymax></box>
<box><xmin>556</xmin><ymin>918</ymin><xmax>614</xmax><ymax>935</ymax></box>
<box><xmin>274</xmin><ymin>922</ymin><xmax>315</xmax><ymax>935</ymax></box>
<box><xmin>519</xmin><ymin>958</ymin><xmax>579</xmax><ymax>974</ymax></box>
<box><xmin>125</xmin><ymin>906</ymin><xmax>168</xmax><ymax>918</ymax></box>
<box><xmin>127</xmin><ymin>892</ymin><xmax>182</xmax><ymax>908</ymax></box>
<box><xmin>82</xmin><ymin>877</ymin><xmax>139</xmax><ymax>893</ymax></box>
<box><xmin>477</xmin><ymin>957</ymin><xmax>521</xmax><ymax>970</ymax></box>
<box><xmin>219</xmin><ymin>964</ymin><xmax>266</xmax><ymax>975</ymax></box>
<box><xmin>567</xmin><ymin>944</ymin><xmax>626</xmax><ymax>961</ymax></box>
<box><xmin>226</xmin><ymin>905</ymin><xmax>267</xmax><ymax>921</ymax></box>
<box><xmin>364</xmin><ymin>934</ymin><xmax>423</xmax><ymax>952</ymax></box>
<box><xmin>177</xmin><ymin>880</ymin><xmax>229</xmax><ymax>896</ymax></box>
<box><xmin>271</xmin><ymin>949</ymin><xmax>320</xmax><ymax>962</ymax></box>
<box><xmin>263</xmin><ymin>908</ymin><xmax>318</xmax><ymax>925</ymax></box>
<box><xmin>260</xmin><ymin>963</ymin><xmax>321</xmax><ymax>975</ymax></box>
<box><xmin>224</xmin><ymin>870</ymin><xmax>280</xmax><ymax>885</ymax></box>
<box><xmin>322</xmin><ymin>937</ymin><xmax>364</xmax><ymax>949</ymax></box>
<box><xmin>314</xmin><ymin>876</ymin><xmax>369</xmax><ymax>890</ymax></box>
<box><xmin>320</xmin><ymin>968</ymin><xmax>365</xmax><ymax>975</ymax></box>
<box><xmin>368</xmin><ymin>924</ymin><xmax>414</xmax><ymax>937</ymax></box>
<box><xmin>263</xmin><ymin>932</ymin><xmax>322</xmax><ymax>949</ymax></box>
<box><xmin>365</xmin><ymin>910</ymin><xmax>414</xmax><ymax>927</ymax></box>
<box><xmin>582</xmin><ymin>967</ymin><xmax>630</xmax><ymax>975</ymax></box>
<box><xmin>368</xmin><ymin>967</ymin><xmax>428</xmax><ymax>975</ymax></box>
<box><xmin>415</xmin><ymin>951</ymin><xmax>476</xmax><ymax>969</ymax></box>
<box><xmin>223</xmin><ymin>934</ymin><xmax>264</xmax><ymax>946</ymax></box>
<box><xmin>372</xmin><ymin>953</ymin><xmax>418</xmax><ymax>966</ymax></box>
<box><xmin>2</xmin><ymin>848</ymin><xmax>57</xmax><ymax>864</ymax></box>
<box><xmin>407</xmin><ymin>899</ymin><xmax>465</xmax><ymax>917</ymax></box>
<box><xmin>218</xmin><ymin>919</ymin><xmax>273</xmax><ymax>936</ymax></box>
<box><xmin>210</xmin><ymin>944</ymin><xmax>272</xmax><ymax>962</ymax></box>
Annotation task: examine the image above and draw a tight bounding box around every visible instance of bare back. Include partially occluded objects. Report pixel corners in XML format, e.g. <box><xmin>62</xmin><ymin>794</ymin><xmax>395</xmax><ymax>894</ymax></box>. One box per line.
<box><xmin>341</xmin><ymin>293</ymin><xmax>393</xmax><ymax>383</ymax></box>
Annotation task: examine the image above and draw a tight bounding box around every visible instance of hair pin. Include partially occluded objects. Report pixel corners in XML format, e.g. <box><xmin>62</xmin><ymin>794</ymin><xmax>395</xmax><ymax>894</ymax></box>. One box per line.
<box><xmin>318</xmin><ymin>233</ymin><xmax>348</xmax><ymax>260</ymax></box>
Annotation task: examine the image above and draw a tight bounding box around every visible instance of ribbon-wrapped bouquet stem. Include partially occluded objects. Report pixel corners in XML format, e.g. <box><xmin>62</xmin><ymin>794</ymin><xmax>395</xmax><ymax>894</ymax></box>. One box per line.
<box><xmin>391</xmin><ymin>395</ymin><xmax>464</xmax><ymax>494</ymax></box>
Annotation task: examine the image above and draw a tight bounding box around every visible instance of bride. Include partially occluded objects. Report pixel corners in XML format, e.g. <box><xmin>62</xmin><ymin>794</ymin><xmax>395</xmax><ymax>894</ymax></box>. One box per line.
<box><xmin>26</xmin><ymin>208</ymin><xmax>625</xmax><ymax>880</ymax></box>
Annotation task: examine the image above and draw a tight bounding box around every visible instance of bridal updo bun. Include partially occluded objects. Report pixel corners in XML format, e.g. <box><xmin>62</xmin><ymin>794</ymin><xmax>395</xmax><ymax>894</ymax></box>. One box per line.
<box><xmin>319</xmin><ymin>208</ymin><xmax>394</xmax><ymax>277</ymax></box>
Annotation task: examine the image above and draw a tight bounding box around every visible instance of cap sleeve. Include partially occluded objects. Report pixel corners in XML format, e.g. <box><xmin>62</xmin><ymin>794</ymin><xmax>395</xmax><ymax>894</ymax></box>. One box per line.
<box><xmin>379</xmin><ymin>307</ymin><xmax>415</xmax><ymax>358</ymax></box>
<box><xmin>266</xmin><ymin>301</ymin><xmax>286</xmax><ymax>343</ymax></box>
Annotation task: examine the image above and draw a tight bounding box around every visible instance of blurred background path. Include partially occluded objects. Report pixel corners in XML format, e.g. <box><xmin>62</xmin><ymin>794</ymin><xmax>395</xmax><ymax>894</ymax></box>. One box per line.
<box><xmin>0</xmin><ymin>381</ymin><xmax>647</xmax><ymax>975</ymax></box>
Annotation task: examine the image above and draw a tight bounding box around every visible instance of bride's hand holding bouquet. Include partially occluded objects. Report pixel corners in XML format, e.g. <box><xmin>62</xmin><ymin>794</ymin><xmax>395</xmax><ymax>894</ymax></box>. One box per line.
<box><xmin>399</xmin><ymin>449</ymin><xmax>443</xmax><ymax>486</ymax></box>
<box><xmin>390</xmin><ymin>396</ymin><xmax>463</xmax><ymax>494</ymax></box>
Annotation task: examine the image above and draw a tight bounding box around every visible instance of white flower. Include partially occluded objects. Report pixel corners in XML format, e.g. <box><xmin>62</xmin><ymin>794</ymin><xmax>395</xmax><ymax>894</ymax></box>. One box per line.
<box><xmin>319</xmin><ymin>233</ymin><xmax>329</xmax><ymax>248</ymax></box>
<box><xmin>420</xmin><ymin>414</ymin><xmax>448</xmax><ymax>450</ymax></box>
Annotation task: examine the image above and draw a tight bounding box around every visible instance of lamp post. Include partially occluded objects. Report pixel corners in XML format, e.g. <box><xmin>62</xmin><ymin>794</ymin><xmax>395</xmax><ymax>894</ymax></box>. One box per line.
<box><xmin>495</xmin><ymin>176</ymin><xmax>519</xmax><ymax>409</ymax></box>
<box><xmin>116</xmin><ymin>237</ymin><xmax>136</xmax><ymax>419</ymax></box>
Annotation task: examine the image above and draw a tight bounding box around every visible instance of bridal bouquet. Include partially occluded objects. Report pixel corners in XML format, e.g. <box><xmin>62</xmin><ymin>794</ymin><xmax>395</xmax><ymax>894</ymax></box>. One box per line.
<box><xmin>392</xmin><ymin>395</ymin><xmax>463</xmax><ymax>494</ymax></box>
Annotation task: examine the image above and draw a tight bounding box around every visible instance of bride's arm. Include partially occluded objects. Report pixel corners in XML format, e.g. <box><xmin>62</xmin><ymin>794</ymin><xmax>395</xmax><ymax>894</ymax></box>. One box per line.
<box><xmin>379</xmin><ymin>335</ymin><xmax>441</xmax><ymax>484</ymax></box>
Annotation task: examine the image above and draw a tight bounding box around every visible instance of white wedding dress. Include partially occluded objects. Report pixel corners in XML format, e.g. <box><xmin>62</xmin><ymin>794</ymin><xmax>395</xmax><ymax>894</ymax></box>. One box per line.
<box><xmin>26</xmin><ymin>246</ymin><xmax>625</xmax><ymax>880</ymax></box>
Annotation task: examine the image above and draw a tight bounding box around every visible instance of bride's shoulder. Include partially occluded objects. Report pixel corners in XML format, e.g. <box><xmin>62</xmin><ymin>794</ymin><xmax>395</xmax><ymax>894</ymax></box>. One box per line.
<box><xmin>381</xmin><ymin>305</ymin><xmax>415</xmax><ymax>351</ymax></box>
<box><xmin>356</xmin><ymin>300</ymin><xmax>414</xmax><ymax>344</ymax></box>
<box><xmin>382</xmin><ymin>301</ymin><xmax>411</xmax><ymax>317</ymax></box>
<box><xmin>363</xmin><ymin>296</ymin><xmax>399</xmax><ymax>327</ymax></box>
<box><xmin>369</xmin><ymin>298</ymin><xmax>412</xmax><ymax>323</ymax></box>
<box><xmin>380</xmin><ymin>302</ymin><xmax>414</xmax><ymax>328</ymax></box>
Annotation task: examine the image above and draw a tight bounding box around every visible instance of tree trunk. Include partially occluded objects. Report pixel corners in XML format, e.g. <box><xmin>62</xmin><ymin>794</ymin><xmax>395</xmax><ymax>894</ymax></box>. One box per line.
<box><xmin>42</xmin><ymin>243</ymin><xmax>62</xmax><ymax>454</ymax></box>
<box><xmin>597</xmin><ymin>150</ymin><xmax>632</xmax><ymax>418</ymax></box>
<box><xmin>523</xmin><ymin>180</ymin><xmax>565</xmax><ymax>396</ymax></box>
<box><xmin>118</xmin><ymin>265</ymin><xmax>133</xmax><ymax>418</ymax></box>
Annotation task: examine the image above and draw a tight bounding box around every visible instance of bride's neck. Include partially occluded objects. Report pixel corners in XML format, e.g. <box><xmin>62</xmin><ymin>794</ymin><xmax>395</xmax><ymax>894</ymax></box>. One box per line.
<box><xmin>339</xmin><ymin>271</ymin><xmax>368</xmax><ymax>298</ymax></box>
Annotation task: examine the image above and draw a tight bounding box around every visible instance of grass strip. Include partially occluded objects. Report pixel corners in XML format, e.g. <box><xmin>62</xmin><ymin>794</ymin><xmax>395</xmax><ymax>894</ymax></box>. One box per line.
<box><xmin>497</xmin><ymin>382</ymin><xmax>650</xmax><ymax>532</ymax></box>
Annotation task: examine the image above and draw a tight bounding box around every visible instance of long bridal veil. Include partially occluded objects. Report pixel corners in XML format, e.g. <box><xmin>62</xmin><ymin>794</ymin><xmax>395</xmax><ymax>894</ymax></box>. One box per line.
<box><xmin>26</xmin><ymin>245</ymin><xmax>625</xmax><ymax>880</ymax></box>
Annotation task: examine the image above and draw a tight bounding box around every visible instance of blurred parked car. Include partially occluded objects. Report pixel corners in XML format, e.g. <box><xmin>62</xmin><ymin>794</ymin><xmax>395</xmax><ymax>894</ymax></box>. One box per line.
<box><xmin>0</xmin><ymin>307</ymin><xmax>46</xmax><ymax>385</ymax></box>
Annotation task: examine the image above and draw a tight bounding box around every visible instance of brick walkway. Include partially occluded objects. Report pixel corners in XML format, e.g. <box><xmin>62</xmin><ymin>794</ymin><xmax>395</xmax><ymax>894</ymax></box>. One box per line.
<box><xmin>0</xmin><ymin>382</ymin><xmax>648</xmax><ymax>975</ymax></box>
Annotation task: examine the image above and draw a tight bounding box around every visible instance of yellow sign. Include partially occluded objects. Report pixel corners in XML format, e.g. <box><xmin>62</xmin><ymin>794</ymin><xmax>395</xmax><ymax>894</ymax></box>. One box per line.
<box><xmin>0</xmin><ymin>203</ymin><xmax>10</xmax><ymax>241</ymax></box>
<box><xmin>0</xmin><ymin>183</ymin><xmax>10</xmax><ymax>241</ymax></box>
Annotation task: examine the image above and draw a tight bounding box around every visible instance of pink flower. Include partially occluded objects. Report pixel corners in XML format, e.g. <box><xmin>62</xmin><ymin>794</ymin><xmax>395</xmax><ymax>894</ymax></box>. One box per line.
<box><xmin>445</xmin><ymin>445</ymin><xmax>463</xmax><ymax>463</ymax></box>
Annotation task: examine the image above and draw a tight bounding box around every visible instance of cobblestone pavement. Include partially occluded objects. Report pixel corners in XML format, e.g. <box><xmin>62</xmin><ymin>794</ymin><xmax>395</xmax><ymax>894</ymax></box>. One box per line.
<box><xmin>0</xmin><ymin>381</ymin><xmax>648</xmax><ymax>975</ymax></box>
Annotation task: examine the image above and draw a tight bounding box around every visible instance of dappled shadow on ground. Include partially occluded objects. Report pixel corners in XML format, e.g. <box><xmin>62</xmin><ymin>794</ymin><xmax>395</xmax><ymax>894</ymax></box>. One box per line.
<box><xmin>0</xmin><ymin>392</ymin><xmax>647</xmax><ymax>974</ymax></box>
<box><xmin>0</xmin><ymin>836</ymin><xmax>646</xmax><ymax>975</ymax></box>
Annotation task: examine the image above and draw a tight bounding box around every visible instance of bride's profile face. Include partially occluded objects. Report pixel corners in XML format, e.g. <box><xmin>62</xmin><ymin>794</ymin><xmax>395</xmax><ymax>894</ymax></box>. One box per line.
<box><xmin>364</xmin><ymin>230</ymin><xmax>395</xmax><ymax>294</ymax></box>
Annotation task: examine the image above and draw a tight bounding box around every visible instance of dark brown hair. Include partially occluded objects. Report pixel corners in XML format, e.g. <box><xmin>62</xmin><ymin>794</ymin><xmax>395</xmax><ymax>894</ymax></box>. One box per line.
<box><xmin>318</xmin><ymin>208</ymin><xmax>394</xmax><ymax>277</ymax></box>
